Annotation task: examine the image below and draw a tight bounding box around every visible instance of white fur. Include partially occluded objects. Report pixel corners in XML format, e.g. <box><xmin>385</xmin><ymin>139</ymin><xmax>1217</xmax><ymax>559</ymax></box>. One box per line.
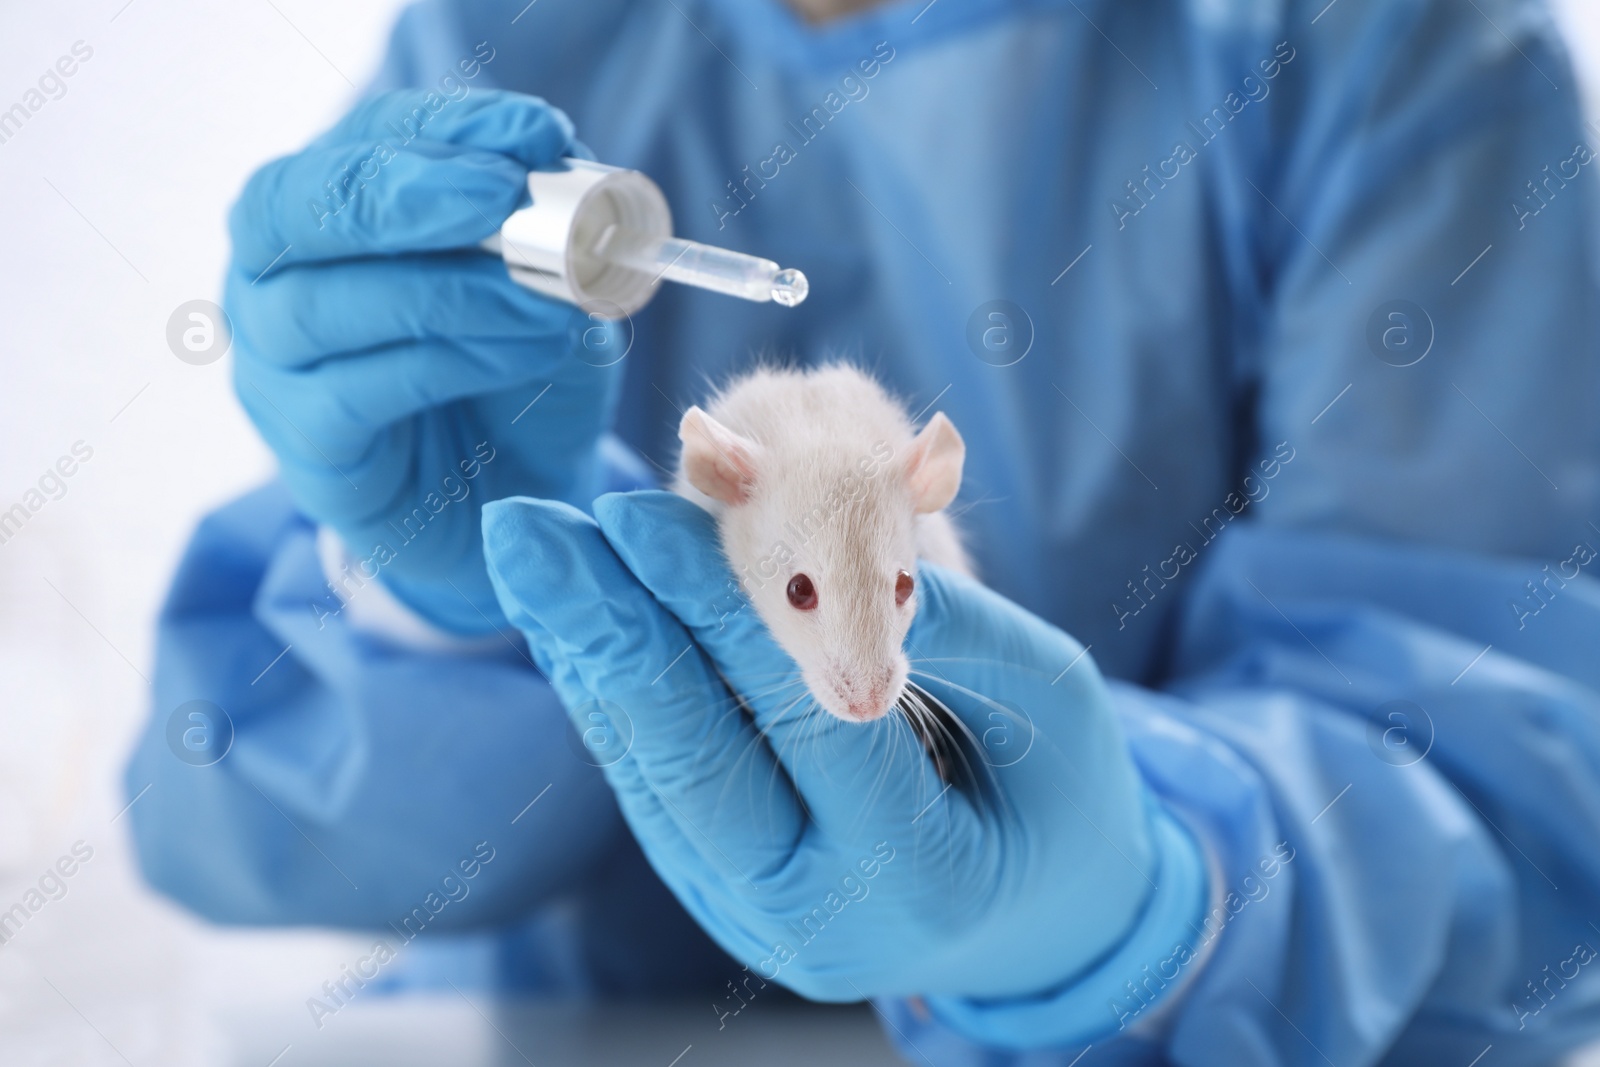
<box><xmin>675</xmin><ymin>363</ymin><xmax>971</xmax><ymax>723</ymax></box>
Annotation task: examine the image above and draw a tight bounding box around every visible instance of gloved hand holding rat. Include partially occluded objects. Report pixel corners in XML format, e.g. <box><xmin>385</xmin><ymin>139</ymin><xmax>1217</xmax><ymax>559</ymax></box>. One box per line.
<box><xmin>227</xmin><ymin>82</ymin><xmax>1206</xmax><ymax>1034</ymax></box>
<box><xmin>225</xmin><ymin>90</ymin><xmax>637</xmax><ymax>635</ymax></box>
<box><xmin>482</xmin><ymin>366</ymin><xmax>1206</xmax><ymax>1039</ymax></box>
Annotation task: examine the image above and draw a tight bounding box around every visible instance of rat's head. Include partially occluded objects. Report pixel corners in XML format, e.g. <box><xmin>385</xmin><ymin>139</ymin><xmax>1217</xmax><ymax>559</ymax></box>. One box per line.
<box><xmin>679</xmin><ymin>406</ymin><xmax>964</xmax><ymax>723</ymax></box>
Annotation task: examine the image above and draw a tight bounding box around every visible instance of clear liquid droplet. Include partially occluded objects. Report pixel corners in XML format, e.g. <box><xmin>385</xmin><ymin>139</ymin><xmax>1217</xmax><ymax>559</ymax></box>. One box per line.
<box><xmin>770</xmin><ymin>268</ymin><xmax>809</xmax><ymax>307</ymax></box>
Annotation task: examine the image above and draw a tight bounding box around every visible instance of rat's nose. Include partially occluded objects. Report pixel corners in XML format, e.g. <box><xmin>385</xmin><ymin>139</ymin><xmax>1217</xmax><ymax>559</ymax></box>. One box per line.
<box><xmin>843</xmin><ymin>684</ymin><xmax>891</xmax><ymax>722</ymax></box>
<box><xmin>829</xmin><ymin>662</ymin><xmax>905</xmax><ymax>722</ymax></box>
<box><xmin>845</xmin><ymin>699</ymin><xmax>884</xmax><ymax>721</ymax></box>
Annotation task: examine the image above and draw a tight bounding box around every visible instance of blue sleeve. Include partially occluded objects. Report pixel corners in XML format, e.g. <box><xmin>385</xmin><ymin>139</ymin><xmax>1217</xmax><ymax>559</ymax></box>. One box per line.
<box><xmin>123</xmin><ymin>482</ymin><xmax>627</xmax><ymax>929</ymax></box>
<box><xmin>122</xmin><ymin>0</ymin><xmax>693</xmax><ymax>983</ymax></box>
<box><xmin>881</xmin><ymin>1</ymin><xmax>1600</xmax><ymax>1063</ymax></box>
<box><xmin>124</xmin><ymin>482</ymin><xmax>745</xmax><ymax>996</ymax></box>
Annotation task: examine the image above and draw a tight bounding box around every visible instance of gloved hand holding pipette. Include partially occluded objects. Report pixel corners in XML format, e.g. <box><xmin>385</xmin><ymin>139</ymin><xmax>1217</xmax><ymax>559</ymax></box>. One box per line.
<box><xmin>227</xmin><ymin>89</ymin><xmax>808</xmax><ymax>635</ymax></box>
<box><xmin>225</xmin><ymin>90</ymin><xmax>675</xmax><ymax>635</ymax></box>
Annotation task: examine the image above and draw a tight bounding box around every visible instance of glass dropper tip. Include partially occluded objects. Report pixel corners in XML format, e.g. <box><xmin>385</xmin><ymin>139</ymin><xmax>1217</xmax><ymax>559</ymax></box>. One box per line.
<box><xmin>770</xmin><ymin>268</ymin><xmax>809</xmax><ymax>307</ymax></box>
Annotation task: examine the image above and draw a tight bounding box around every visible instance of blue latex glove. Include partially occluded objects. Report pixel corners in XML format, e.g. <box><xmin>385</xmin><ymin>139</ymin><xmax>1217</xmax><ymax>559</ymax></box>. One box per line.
<box><xmin>483</xmin><ymin>490</ymin><xmax>1205</xmax><ymax>1031</ymax></box>
<box><xmin>226</xmin><ymin>88</ymin><xmax>630</xmax><ymax>634</ymax></box>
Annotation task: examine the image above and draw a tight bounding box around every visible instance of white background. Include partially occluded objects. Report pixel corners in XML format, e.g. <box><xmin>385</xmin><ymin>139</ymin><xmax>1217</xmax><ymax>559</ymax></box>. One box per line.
<box><xmin>1</xmin><ymin>1</ymin><xmax>1599</xmax><ymax>1064</ymax></box>
<box><xmin>0</xmin><ymin>3</ymin><xmax>406</xmax><ymax>1063</ymax></box>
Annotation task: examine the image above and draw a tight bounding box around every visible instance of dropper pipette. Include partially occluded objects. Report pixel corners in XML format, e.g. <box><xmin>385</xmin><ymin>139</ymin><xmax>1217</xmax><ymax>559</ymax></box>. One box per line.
<box><xmin>591</xmin><ymin>224</ymin><xmax>809</xmax><ymax>307</ymax></box>
<box><xmin>485</xmin><ymin>159</ymin><xmax>808</xmax><ymax>317</ymax></box>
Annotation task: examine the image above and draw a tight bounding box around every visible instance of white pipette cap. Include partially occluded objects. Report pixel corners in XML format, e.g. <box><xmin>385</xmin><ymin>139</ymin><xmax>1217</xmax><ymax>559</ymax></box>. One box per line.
<box><xmin>485</xmin><ymin>159</ymin><xmax>671</xmax><ymax>316</ymax></box>
<box><xmin>485</xmin><ymin>159</ymin><xmax>808</xmax><ymax>318</ymax></box>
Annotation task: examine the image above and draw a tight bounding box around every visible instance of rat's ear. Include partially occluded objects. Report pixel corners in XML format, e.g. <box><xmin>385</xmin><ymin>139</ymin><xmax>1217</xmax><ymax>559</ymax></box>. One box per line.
<box><xmin>905</xmin><ymin>412</ymin><xmax>965</xmax><ymax>514</ymax></box>
<box><xmin>680</xmin><ymin>406</ymin><xmax>761</xmax><ymax>505</ymax></box>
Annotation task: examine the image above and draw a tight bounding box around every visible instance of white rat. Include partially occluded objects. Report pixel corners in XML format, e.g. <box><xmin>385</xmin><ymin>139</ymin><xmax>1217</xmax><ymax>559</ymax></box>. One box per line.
<box><xmin>674</xmin><ymin>363</ymin><xmax>972</xmax><ymax>724</ymax></box>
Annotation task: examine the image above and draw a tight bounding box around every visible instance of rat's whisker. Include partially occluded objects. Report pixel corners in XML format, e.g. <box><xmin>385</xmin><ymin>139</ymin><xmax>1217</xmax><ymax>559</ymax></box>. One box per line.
<box><xmin>744</xmin><ymin>692</ymin><xmax>809</xmax><ymax>753</ymax></box>
<box><xmin>905</xmin><ymin>684</ymin><xmax>980</xmax><ymax>796</ymax></box>
<box><xmin>862</xmin><ymin>716</ymin><xmax>903</xmax><ymax>817</ymax></box>
<box><xmin>906</xmin><ymin>656</ymin><xmax>1062</xmax><ymax>685</ymax></box>
<box><xmin>749</xmin><ymin>689</ymin><xmax>814</xmax><ymax>793</ymax></box>
<box><xmin>905</xmin><ymin>682</ymin><xmax>985</xmax><ymax>752</ymax></box>
<box><xmin>907</xmin><ymin>671</ymin><xmax>1029</xmax><ymax>724</ymax></box>
<box><xmin>891</xmin><ymin>708</ymin><xmax>940</xmax><ymax>816</ymax></box>
<box><xmin>902</xmin><ymin>681</ymin><xmax>1012</xmax><ymax>821</ymax></box>
<box><xmin>773</xmin><ymin>696</ymin><xmax>826</xmax><ymax>783</ymax></box>
<box><xmin>733</xmin><ymin>668</ymin><xmax>809</xmax><ymax>686</ymax></box>
<box><xmin>944</xmin><ymin>492</ymin><xmax>1004</xmax><ymax>522</ymax></box>
<box><xmin>896</xmin><ymin>695</ymin><xmax>962</xmax><ymax>885</ymax></box>
<box><xmin>752</xmin><ymin>686</ymin><xmax>820</xmax><ymax>745</ymax></box>
<box><xmin>710</xmin><ymin>693</ymin><xmax>810</xmax><ymax>827</ymax></box>
<box><xmin>732</xmin><ymin>672</ymin><xmax>808</xmax><ymax>705</ymax></box>
<box><xmin>737</xmin><ymin>679</ymin><xmax>809</xmax><ymax>710</ymax></box>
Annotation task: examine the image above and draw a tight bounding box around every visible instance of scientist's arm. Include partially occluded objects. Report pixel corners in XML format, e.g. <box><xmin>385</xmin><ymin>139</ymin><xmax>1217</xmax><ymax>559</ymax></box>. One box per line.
<box><xmin>123</xmin><ymin>84</ymin><xmax>640</xmax><ymax>921</ymax></box>
<box><xmin>123</xmin><ymin>482</ymin><xmax>626</xmax><ymax>928</ymax></box>
<box><xmin>888</xmin><ymin>0</ymin><xmax>1600</xmax><ymax>1062</ymax></box>
<box><xmin>122</xmin><ymin>4</ymin><xmax>668</xmax><ymax>928</ymax></box>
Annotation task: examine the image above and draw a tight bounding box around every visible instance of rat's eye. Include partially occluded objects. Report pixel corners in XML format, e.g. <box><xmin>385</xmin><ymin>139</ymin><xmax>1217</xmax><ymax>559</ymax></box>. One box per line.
<box><xmin>787</xmin><ymin>573</ymin><xmax>818</xmax><ymax>611</ymax></box>
<box><xmin>895</xmin><ymin>570</ymin><xmax>915</xmax><ymax>607</ymax></box>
